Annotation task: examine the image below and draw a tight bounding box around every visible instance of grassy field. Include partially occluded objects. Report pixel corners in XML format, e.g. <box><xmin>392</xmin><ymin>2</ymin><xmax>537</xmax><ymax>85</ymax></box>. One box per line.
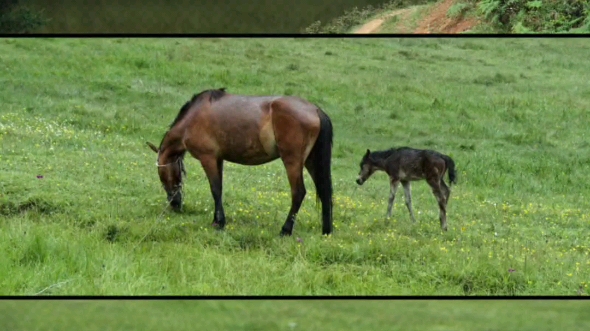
<box><xmin>1</xmin><ymin>38</ymin><xmax>589</xmax><ymax>295</ymax></box>
<box><xmin>2</xmin><ymin>300</ymin><xmax>590</xmax><ymax>330</ymax></box>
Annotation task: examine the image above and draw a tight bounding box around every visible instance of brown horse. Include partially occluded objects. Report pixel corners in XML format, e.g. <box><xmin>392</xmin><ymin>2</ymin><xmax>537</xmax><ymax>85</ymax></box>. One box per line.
<box><xmin>356</xmin><ymin>147</ymin><xmax>457</xmax><ymax>231</ymax></box>
<box><xmin>146</xmin><ymin>88</ymin><xmax>334</xmax><ymax>236</ymax></box>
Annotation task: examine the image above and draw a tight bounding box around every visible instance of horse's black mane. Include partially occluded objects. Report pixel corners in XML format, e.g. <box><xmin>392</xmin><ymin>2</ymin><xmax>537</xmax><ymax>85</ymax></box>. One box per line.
<box><xmin>157</xmin><ymin>88</ymin><xmax>227</xmax><ymax>150</ymax></box>
<box><xmin>168</xmin><ymin>87</ymin><xmax>227</xmax><ymax>130</ymax></box>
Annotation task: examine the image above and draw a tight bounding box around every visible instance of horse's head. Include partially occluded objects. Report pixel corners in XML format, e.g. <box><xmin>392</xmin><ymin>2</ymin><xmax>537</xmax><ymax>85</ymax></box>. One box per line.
<box><xmin>147</xmin><ymin>141</ymin><xmax>185</xmax><ymax>212</ymax></box>
<box><xmin>356</xmin><ymin>149</ymin><xmax>377</xmax><ymax>185</ymax></box>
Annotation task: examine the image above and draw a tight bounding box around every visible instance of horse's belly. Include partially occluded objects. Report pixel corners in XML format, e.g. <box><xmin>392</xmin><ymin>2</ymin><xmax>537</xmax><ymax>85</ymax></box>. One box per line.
<box><xmin>223</xmin><ymin>141</ymin><xmax>278</xmax><ymax>165</ymax></box>
<box><xmin>223</xmin><ymin>129</ymin><xmax>279</xmax><ymax>166</ymax></box>
<box><xmin>226</xmin><ymin>153</ymin><xmax>278</xmax><ymax>165</ymax></box>
<box><xmin>212</xmin><ymin>104</ymin><xmax>279</xmax><ymax>165</ymax></box>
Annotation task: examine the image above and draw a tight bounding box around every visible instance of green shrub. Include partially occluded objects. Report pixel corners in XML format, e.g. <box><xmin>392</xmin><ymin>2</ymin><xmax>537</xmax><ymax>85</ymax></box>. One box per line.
<box><xmin>0</xmin><ymin>0</ymin><xmax>49</xmax><ymax>33</ymax></box>
<box><xmin>447</xmin><ymin>2</ymin><xmax>472</xmax><ymax>19</ymax></box>
<box><xmin>303</xmin><ymin>5</ymin><xmax>379</xmax><ymax>33</ymax></box>
<box><xmin>474</xmin><ymin>0</ymin><xmax>589</xmax><ymax>33</ymax></box>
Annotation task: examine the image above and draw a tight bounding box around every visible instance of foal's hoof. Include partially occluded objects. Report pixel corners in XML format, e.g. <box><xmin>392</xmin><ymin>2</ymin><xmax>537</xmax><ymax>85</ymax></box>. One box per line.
<box><xmin>211</xmin><ymin>221</ymin><xmax>225</xmax><ymax>230</ymax></box>
<box><xmin>279</xmin><ymin>228</ymin><xmax>293</xmax><ymax>237</ymax></box>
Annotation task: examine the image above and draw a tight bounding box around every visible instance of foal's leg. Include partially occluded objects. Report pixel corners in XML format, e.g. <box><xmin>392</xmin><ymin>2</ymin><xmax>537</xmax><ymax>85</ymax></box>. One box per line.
<box><xmin>280</xmin><ymin>158</ymin><xmax>306</xmax><ymax>236</ymax></box>
<box><xmin>440</xmin><ymin>179</ymin><xmax>451</xmax><ymax>204</ymax></box>
<box><xmin>427</xmin><ymin>177</ymin><xmax>447</xmax><ymax>231</ymax></box>
<box><xmin>199</xmin><ymin>155</ymin><xmax>226</xmax><ymax>229</ymax></box>
<box><xmin>401</xmin><ymin>180</ymin><xmax>417</xmax><ymax>223</ymax></box>
<box><xmin>387</xmin><ymin>179</ymin><xmax>400</xmax><ymax>218</ymax></box>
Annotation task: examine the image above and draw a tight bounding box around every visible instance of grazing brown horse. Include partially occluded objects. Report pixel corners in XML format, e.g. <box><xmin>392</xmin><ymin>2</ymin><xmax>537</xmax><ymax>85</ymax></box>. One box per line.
<box><xmin>355</xmin><ymin>147</ymin><xmax>457</xmax><ymax>231</ymax></box>
<box><xmin>146</xmin><ymin>88</ymin><xmax>333</xmax><ymax>236</ymax></box>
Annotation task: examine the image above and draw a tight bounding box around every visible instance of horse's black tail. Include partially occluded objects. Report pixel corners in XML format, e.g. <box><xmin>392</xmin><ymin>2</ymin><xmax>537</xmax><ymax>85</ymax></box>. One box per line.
<box><xmin>309</xmin><ymin>108</ymin><xmax>334</xmax><ymax>235</ymax></box>
<box><xmin>441</xmin><ymin>154</ymin><xmax>457</xmax><ymax>185</ymax></box>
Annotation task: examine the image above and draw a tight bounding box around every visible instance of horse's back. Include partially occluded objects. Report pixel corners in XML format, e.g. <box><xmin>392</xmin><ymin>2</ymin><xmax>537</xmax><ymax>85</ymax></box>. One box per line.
<box><xmin>211</xmin><ymin>94</ymin><xmax>322</xmax><ymax>132</ymax></box>
<box><xmin>270</xmin><ymin>96</ymin><xmax>322</xmax><ymax>128</ymax></box>
<box><xmin>206</xmin><ymin>93</ymin><xmax>319</xmax><ymax>118</ymax></box>
<box><xmin>188</xmin><ymin>94</ymin><xmax>321</xmax><ymax>164</ymax></box>
<box><xmin>208</xmin><ymin>95</ymin><xmax>278</xmax><ymax>116</ymax></box>
<box><xmin>183</xmin><ymin>95</ymin><xmax>278</xmax><ymax>164</ymax></box>
<box><xmin>387</xmin><ymin>147</ymin><xmax>447</xmax><ymax>180</ymax></box>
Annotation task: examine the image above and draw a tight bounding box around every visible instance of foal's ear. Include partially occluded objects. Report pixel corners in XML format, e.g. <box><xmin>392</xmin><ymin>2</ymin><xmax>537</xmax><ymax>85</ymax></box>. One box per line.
<box><xmin>146</xmin><ymin>142</ymin><xmax>159</xmax><ymax>153</ymax></box>
<box><xmin>365</xmin><ymin>149</ymin><xmax>371</xmax><ymax>155</ymax></box>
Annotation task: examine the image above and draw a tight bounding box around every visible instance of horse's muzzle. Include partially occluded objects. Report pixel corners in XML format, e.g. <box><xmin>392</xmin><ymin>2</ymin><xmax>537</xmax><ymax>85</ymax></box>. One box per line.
<box><xmin>170</xmin><ymin>201</ymin><xmax>182</xmax><ymax>212</ymax></box>
<box><xmin>168</xmin><ymin>193</ymin><xmax>183</xmax><ymax>212</ymax></box>
<box><xmin>356</xmin><ymin>177</ymin><xmax>364</xmax><ymax>185</ymax></box>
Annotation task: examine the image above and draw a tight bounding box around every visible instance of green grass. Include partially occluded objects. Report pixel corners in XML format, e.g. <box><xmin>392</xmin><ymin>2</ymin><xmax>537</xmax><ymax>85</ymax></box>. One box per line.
<box><xmin>2</xmin><ymin>300</ymin><xmax>590</xmax><ymax>330</ymax></box>
<box><xmin>1</xmin><ymin>38</ymin><xmax>590</xmax><ymax>295</ymax></box>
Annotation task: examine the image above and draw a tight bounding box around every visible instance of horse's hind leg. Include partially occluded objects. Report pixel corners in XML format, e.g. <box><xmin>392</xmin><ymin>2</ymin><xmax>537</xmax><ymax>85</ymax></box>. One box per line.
<box><xmin>387</xmin><ymin>179</ymin><xmax>400</xmax><ymax>218</ymax></box>
<box><xmin>199</xmin><ymin>155</ymin><xmax>226</xmax><ymax>229</ymax></box>
<box><xmin>427</xmin><ymin>177</ymin><xmax>447</xmax><ymax>231</ymax></box>
<box><xmin>280</xmin><ymin>159</ymin><xmax>306</xmax><ymax>236</ymax></box>
<box><xmin>272</xmin><ymin>102</ymin><xmax>319</xmax><ymax>236</ymax></box>
<box><xmin>304</xmin><ymin>160</ymin><xmax>331</xmax><ymax>235</ymax></box>
<box><xmin>401</xmin><ymin>180</ymin><xmax>417</xmax><ymax>223</ymax></box>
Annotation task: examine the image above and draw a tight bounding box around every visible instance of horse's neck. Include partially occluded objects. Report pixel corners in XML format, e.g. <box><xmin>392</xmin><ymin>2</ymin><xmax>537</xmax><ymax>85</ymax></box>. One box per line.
<box><xmin>160</xmin><ymin>135</ymin><xmax>186</xmax><ymax>162</ymax></box>
<box><xmin>375</xmin><ymin>157</ymin><xmax>391</xmax><ymax>173</ymax></box>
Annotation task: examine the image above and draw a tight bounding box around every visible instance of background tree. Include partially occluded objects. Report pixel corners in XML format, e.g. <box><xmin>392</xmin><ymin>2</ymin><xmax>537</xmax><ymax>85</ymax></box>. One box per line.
<box><xmin>0</xmin><ymin>0</ymin><xmax>49</xmax><ymax>33</ymax></box>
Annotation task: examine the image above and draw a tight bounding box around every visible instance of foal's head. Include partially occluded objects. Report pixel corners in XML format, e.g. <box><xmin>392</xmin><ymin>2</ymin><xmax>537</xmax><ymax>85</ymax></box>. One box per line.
<box><xmin>147</xmin><ymin>141</ymin><xmax>186</xmax><ymax>212</ymax></box>
<box><xmin>356</xmin><ymin>149</ymin><xmax>379</xmax><ymax>185</ymax></box>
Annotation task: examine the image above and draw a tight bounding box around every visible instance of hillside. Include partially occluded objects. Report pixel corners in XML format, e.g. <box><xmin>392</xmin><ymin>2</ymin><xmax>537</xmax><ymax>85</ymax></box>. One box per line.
<box><xmin>353</xmin><ymin>0</ymin><xmax>481</xmax><ymax>33</ymax></box>
<box><xmin>326</xmin><ymin>0</ymin><xmax>590</xmax><ymax>34</ymax></box>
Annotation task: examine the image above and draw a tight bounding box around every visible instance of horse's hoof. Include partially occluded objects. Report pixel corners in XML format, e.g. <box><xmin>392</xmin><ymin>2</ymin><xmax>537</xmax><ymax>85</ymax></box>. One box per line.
<box><xmin>279</xmin><ymin>229</ymin><xmax>292</xmax><ymax>237</ymax></box>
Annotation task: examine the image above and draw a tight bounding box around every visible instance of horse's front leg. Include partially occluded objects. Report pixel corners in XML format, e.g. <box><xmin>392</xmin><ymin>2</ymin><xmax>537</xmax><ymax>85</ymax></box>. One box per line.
<box><xmin>200</xmin><ymin>156</ymin><xmax>226</xmax><ymax>229</ymax></box>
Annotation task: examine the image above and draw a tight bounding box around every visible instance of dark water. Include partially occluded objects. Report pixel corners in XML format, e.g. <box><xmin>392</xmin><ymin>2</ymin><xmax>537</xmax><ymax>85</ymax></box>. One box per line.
<box><xmin>23</xmin><ymin>0</ymin><xmax>390</xmax><ymax>33</ymax></box>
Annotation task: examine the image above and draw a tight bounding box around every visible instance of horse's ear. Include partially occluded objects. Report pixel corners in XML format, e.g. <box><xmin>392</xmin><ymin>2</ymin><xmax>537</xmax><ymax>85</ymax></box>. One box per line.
<box><xmin>365</xmin><ymin>149</ymin><xmax>371</xmax><ymax>155</ymax></box>
<box><xmin>146</xmin><ymin>142</ymin><xmax>159</xmax><ymax>153</ymax></box>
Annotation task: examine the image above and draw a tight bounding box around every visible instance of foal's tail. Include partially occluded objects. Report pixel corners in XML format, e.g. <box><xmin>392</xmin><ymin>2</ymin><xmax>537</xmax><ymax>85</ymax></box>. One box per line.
<box><xmin>442</xmin><ymin>154</ymin><xmax>457</xmax><ymax>185</ymax></box>
<box><xmin>309</xmin><ymin>107</ymin><xmax>334</xmax><ymax>235</ymax></box>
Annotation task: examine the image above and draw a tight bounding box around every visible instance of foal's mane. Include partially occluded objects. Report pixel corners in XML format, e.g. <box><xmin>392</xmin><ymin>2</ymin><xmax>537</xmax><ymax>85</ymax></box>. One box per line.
<box><xmin>168</xmin><ymin>87</ymin><xmax>227</xmax><ymax>130</ymax></box>
<box><xmin>369</xmin><ymin>147</ymin><xmax>412</xmax><ymax>160</ymax></box>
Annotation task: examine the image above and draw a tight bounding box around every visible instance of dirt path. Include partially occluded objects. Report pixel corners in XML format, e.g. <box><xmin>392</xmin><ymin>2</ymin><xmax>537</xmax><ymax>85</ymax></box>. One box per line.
<box><xmin>413</xmin><ymin>0</ymin><xmax>479</xmax><ymax>33</ymax></box>
<box><xmin>353</xmin><ymin>0</ymin><xmax>479</xmax><ymax>34</ymax></box>
<box><xmin>354</xmin><ymin>9</ymin><xmax>411</xmax><ymax>34</ymax></box>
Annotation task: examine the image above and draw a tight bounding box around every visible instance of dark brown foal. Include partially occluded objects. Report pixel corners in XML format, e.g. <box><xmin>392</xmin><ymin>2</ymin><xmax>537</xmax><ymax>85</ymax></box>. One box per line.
<box><xmin>356</xmin><ymin>147</ymin><xmax>457</xmax><ymax>231</ymax></box>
